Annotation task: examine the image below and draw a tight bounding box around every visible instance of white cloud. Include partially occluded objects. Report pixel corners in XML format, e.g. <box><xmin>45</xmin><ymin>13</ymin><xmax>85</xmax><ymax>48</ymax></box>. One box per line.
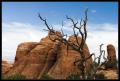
<box><xmin>87</xmin><ymin>31</ymin><xmax>118</xmax><ymax>62</ymax></box>
<box><xmin>91</xmin><ymin>10</ymin><xmax>96</xmax><ymax>13</ymax></box>
<box><xmin>2</xmin><ymin>22</ymin><xmax>47</xmax><ymax>63</ymax></box>
<box><xmin>76</xmin><ymin>23</ymin><xmax>118</xmax><ymax>62</ymax></box>
<box><xmin>2</xmin><ymin>21</ymin><xmax>118</xmax><ymax>63</ymax></box>
<box><xmin>87</xmin><ymin>23</ymin><xmax>118</xmax><ymax>32</ymax></box>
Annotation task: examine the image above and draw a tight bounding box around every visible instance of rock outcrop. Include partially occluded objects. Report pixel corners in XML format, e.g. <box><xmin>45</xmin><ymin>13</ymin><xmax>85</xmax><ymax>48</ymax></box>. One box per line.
<box><xmin>3</xmin><ymin>30</ymin><xmax>118</xmax><ymax>80</ymax></box>
<box><xmin>6</xmin><ymin>31</ymin><xmax>61</xmax><ymax>79</ymax></box>
<box><xmin>2</xmin><ymin>61</ymin><xmax>12</xmax><ymax>74</ymax></box>
<box><xmin>5</xmin><ymin>31</ymin><xmax>93</xmax><ymax>79</ymax></box>
<box><xmin>106</xmin><ymin>44</ymin><xmax>117</xmax><ymax>69</ymax></box>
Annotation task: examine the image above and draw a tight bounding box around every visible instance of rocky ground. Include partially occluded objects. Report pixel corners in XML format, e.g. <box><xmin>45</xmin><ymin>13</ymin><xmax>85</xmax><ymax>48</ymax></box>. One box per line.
<box><xmin>97</xmin><ymin>69</ymin><xmax>118</xmax><ymax>80</ymax></box>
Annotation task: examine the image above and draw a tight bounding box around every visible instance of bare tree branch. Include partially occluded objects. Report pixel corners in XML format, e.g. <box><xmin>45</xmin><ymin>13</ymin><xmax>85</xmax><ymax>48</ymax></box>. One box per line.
<box><xmin>66</xmin><ymin>15</ymin><xmax>78</xmax><ymax>28</ymax></box>
<box><xmin>38</xmin><ymin>13</ymin><xmax>55</xmax><ymax>33</ymax></box>
<box><xmin>85</xmin><ymin>53</ymin><xmax>94</xmax><ymax>61</ymax></box>
<box><xmin>98</xmin><ymin>44</ymin><xmax>104</xmax><ymax>65</ymax></box>
<box><xmin>74</xmin><ymin>53</ymin><xmax>94</xmax><ymax>66</ymax></box>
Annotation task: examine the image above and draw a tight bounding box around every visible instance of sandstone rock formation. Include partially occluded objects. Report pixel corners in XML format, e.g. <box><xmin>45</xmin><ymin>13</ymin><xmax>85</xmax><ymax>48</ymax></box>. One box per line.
<box><xmin>106</xmin><ymin>44</ymin><xmax>117</xmax><ymax>69</ymax></box>
<box><xmin>6</xmin><ymin>31</ymin><xmax>60</xmax><ymax>79</ymax></box>
<box><xmin>5</xmin><ymin>32</ymin><xmax>93</xmax><ymax>79</ymax></box>
<box><xmin>2</xmin><ymin>61</ymin><xmax>12</xmax><ymax>74</ymax></box>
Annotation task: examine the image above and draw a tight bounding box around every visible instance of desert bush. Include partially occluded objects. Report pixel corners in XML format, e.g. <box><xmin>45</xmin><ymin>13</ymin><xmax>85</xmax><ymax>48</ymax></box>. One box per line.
<box><xmin>67</xmin><ymin>74</ymin><xmax>81</xmax><ymax>80</ymax></box>
<box><xmin>93</xmin><ymin>61</ymin><xmax>99</xmax><ymax>67</ymax></box>
<box><xmin>2</xmin><ymin>73</ymin><xmax>26</xmax><ymax>80</ymax></box>
<box><xmin>95</xmin><ymin>73</ymin><xmax>107</xmax><ymax>80</ymax></box>
<box><xmin>2</xmin><ymin>75</ymin><xmax>5</xmax><ymax>80</ymax></box>
<box><xmin>40</xmin><ymin>73</ymin><xmax>54</xmax><ymax>80</ymax></box>
<box><xmin>105</xmin><ymin>61</ymin><xmax>117</xmax><ymax>69</ymax></box>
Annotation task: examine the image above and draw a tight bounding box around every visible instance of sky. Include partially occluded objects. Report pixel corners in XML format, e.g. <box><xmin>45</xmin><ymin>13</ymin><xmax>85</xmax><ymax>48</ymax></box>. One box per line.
<box><xmin>2</xmin><ymin>2</ymin><xmax>118</xmax><ymax>63</ymax></box>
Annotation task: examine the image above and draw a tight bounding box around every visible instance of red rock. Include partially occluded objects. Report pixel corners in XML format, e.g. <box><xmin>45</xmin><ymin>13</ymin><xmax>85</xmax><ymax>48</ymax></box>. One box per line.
<box><xmin>106</xmin><ymin>44</ymin><xmax>117</xmax><ymax>69</ymax></box>
<box><xmin>6</xmin><ymin>32</ymin><xmax>93</xmax><ymax>79</ymax></box>
<box><xmin>6</xmin><ymin>31</ymin><xmax>62</xmax><ymax>79</ymax></box>
<box><xmin>2</xmin><ymin>60</ymin><xmax>12</xmax><ymax>74</ymax></box>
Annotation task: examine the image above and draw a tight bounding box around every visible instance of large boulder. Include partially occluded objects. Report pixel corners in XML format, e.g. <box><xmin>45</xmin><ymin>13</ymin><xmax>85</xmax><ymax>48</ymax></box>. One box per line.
<box><xmin>14</xmin><ymin>42</ymin><xmax>38</xmax><ymax>66</ymax></box>
<box><xmin>2</xmin><ymin>61</ymin><xmax>12</xmax><ymax>75</ymax></box>
<box><xmin>6</xmin><ymin>42</ymin><xmax>38</xmax><ymax>77</ymax></box>
<box><xmin>6</xmin><ymin>33</ymin><xmax>93</xmax><ymax>79</ymax></box>
<box><xmin>6</xmin><ymin>31</ymin><xmax>61</xmax><ymax>79</ymax></box>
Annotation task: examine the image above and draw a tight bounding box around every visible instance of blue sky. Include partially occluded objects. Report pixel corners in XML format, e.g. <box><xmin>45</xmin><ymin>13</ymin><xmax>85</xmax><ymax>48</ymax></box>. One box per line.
<box><xmin>2</xmin><ymin>2</ymin><xmax>118</xmax><ymax>63</ymax></box>
<box><xmin>2</xmin><ymin>2</ymin><xmax>118</xmax><ymax>25</ymax></box>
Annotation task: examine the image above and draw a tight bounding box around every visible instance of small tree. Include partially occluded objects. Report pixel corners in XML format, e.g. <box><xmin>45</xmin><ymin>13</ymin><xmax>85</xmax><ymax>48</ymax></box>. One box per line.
<box><xmin>89</xmin><ymin>44</ymin><xmax>107</xmax><ymax>79</ymax></box>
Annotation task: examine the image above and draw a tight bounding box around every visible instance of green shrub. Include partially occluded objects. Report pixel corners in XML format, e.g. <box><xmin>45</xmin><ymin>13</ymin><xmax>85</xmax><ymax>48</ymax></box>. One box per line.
<box><xmin>93</xmin><ymin>61</ymin><xmax>99</xmax><ymax>67</ymax></box>
<box><xmin>2</xmin><ymin>73</ymin><xmax>26</xmax><ymax>80</ymax></box>
<box><xmin>67</xmin><ymin>74</ymin><xmax>81</xmax><ymax>80</ymax></box>
<box><xmin>95</xmin><ymin>73</ymin><xmax>106</xmax><ymax>80</ymax></box>
<box><xmin>40</xmin><ymin>74</ymin><xmax>54</xmax><ymax>80</ymax></box>
<box><xmin>2</xmin><ymin>75</ymin><xmax>6</xmax><ymax>80</ymax></box>
<box><xmin>105</xmin><ymin>61</ymin><xmax>117</xmax><ymax>69</ymax></box>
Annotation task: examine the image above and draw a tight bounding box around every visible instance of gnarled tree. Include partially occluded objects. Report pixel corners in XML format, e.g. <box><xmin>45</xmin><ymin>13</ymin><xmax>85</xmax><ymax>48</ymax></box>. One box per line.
<box><xmin>38</xmin><ymin>9</ymin><xmax>94</xmax><ymax>79</ymax></box>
